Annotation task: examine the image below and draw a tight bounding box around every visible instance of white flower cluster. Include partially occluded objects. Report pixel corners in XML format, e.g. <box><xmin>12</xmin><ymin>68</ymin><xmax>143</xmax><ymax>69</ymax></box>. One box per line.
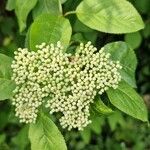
<box><xmin>11</xmin><ymin>41</ymin><xmax>122</xmax><ymax>130</ymax></box>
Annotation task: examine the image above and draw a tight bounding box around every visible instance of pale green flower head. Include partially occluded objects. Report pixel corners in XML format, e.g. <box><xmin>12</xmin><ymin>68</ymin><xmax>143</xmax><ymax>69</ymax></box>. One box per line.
<box><xmin>11</xmin><ymin>41</ymin><xmax>122</xmax><ymax>130</ymax></box>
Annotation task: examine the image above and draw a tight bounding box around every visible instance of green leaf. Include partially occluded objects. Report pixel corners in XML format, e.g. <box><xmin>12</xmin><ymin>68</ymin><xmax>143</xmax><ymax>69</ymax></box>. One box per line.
<box><xmin>91</xmin><ymin>96</ymin><xmax>113</xmax><ymax>115</ymax></box>
<box><xmin>102</xmin><ymin>41</ymin><xmax>137</xmax><ymax>87</ymax></box>
<box><xmin>25</xmin><ymin>27</ymin><xmax>31</xmax><ymax>48</ymax></box>
<box><xmin>15</xmin><ymin>0</ymin><xmax>37</xmax><ymax>32</ymax></box>
<box><xmin>76</xmin><ymin>0</ymin><xmax>144</xmax><ymax>33</ymax></box>
<box><xmin>32</xmin><ymin>0</ymin><xmax>62</xmax><ymax>19</ymax></box>
<box><xmin>60</xmin><ymin>0</ymin><xmax>67</xmax><ymax>4</ymax></box>
<box><xmin>80</xmin><ymin>128</ymin><xmax>91</xmax><ymax>144</ymax></box>
<box><xmin>12</xmin><ymin>126</ymin><xmax>29</xmax><ymax>150</ymax></box>
<box><xmin>73</xmin><ymin>20</ymin><xmax>93</xmax><ymax>33</ymax></box>
<box><xmin>29</xmin><ymin>14</ymin><xmax>72</xmax><ymax>51</ymax></box>
<box><xmin>0</xmin><ymin>53</ymin><xmax>13</xmax><ymax>79</ymax></box>
<box><xmin>0</xmin><ymin>143</ymin><xmax>10</xmax><ymax>150</ymax></box>
<box><xmin>0</xmin><ymin>79</ymin><xmax>16</xmax><ymax>101</ymax></box>
<box><xmin>142</xmin><ymin>22</ymin><xmax>150</xmax><ymax>38</ymax></box>
<box><xmin>90</xmin><ymin>116</ymin><xmax>105</xmax><ymax>134</ymax></box>
<box><xmin>107</xmin><ymin>111</ymin><xmax>125</xmax><ymax>131</ymax></box>
<box><xmin>83</xmin><ymin>32</ymin><xmax>98</xmax><ymax>44</ymax></box>
<box><xmin>0</xmin><ymin>134</ymin><xmax>6</xmax><ymax>144</ymax></box>
<box><xmin>29</xmin><ymin>113</ymin><xmax>67</xmax><ymax>150</ymax></box>
<box><xmin>125</xmin><ymin>32</ymin><xmax>142</xmax><ymax>49</ymax></box>
<box><xmin>107</xmin><ymin>81</ymin><xmax>148</xmax><ymax>122</ymax></box>
<box><xmin>71</xmin><ymin>32</ymin><xmax>97</xmax><ymax>44</ymax></box>
<box><xmin>71</xmin><ymin>33</ymin><xmax>86</xmax><ymax>43</ymax></box>
<box><xmin>135</xmin><ymin>0</ymin><xmax>150</xmax><ymax>14</ymax></box>
<box><xmin>0</xmin><ymin>104</ymin><xmax>11</xmax><ymax>130</ymax></box>
<box><xmin>6</xmin><ymin>0</ymin><xmax>16</xmax><ymax>11</ymax></box>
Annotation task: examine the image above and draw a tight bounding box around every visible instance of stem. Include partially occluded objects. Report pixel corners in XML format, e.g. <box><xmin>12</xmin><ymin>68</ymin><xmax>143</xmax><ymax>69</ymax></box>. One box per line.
<box><xmin>64</xmin><ymin>11</ymin><xmax>76</xmax><ymax>16</ymax></box>
<box><xmin>58</xmin><ymin>0</ymin><xmax>63</xmax><ymax>14</ymax></box>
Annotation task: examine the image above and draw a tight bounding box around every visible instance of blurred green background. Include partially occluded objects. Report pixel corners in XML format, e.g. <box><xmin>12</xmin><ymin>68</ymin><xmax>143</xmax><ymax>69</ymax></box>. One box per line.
<box><xmin>0</xmin><ymin>0</ymin><xmax>150</xmax><ymax>149</ymax></box>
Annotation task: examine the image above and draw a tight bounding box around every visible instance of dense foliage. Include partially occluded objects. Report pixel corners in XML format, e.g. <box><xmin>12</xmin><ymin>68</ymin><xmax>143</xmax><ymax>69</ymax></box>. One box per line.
<box><xmin>0</xmin><ymin>0</ymin><xmax>150</xmax><ymax>149</ymax></box>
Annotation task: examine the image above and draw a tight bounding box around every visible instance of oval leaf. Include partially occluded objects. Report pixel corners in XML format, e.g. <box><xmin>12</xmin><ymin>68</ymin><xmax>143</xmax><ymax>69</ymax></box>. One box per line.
<box><xmin>29</xmin><ymin>113</ymin><xmax>67</xmax><ymax>150</ymax></box>
<box><xmin>107</xmin><ymin>111</ymin><xmax>125</xmax><ymax>131</ymax></box>
<box><xmin>6</xmin><ymin>0</ymin><xmax>16</xmax><ymax>11</ymax></box>
<box><xmin>12</xmin><ymin>126</ymin><xmax>29</xmax><ymax>150</ymax></box>
<box><xmin>29</xmin><ymin>14</ymin><xmax>72</xmax><ymax>51</ymax></box>
<box><xmin>32</xmin><ymin>0</ymin><xmax>62</xmax><ymax>19</ymax></box>
<box><xmin>15</xmin><ymin>0</ymin><xmax>37</xmax><ymax>32</ymax></box>
<box><xmin>0</xmin><ymin>79</ymin><xmax>16</xmax><ymax>101</ymax></box>
<box><xmin>91</xmin><ymin>96</ymin><xmax>113</xmax><ymax>115</ymax></box>
<box><xmin>102</xmin><ymin>41</ymin><xmax>137</xmax><ymax>88</ymax></box>
<box><xmin>0</xmin><ymin>53</ymin><xmax>13</xmax><ymax>79</ymax></box>
<box><xmin>107</xmin><ymin>81</ymin><xmax>148</xmax><ymax>122</ymax></box>
<box><xmin>125</xmin><ymin>32</ymin><xmax>142</xmax><ymax>49</ymax></box>
<box><xmin>76</xmin><ymin>0</ymin><xmax>144</xmax><ymax>33</ymax></box>
<box><xmin>80</xmin><ymin>128</ymin><xmax>91</xmax><ymax>144</ymax></box>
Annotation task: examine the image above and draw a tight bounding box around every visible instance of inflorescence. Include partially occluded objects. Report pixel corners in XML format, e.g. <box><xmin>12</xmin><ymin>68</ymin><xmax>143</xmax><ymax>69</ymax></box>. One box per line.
<box><xmin>11</xmin><ymin>41</ymin><xmax>122</xmax><ymax>130</ymax></box>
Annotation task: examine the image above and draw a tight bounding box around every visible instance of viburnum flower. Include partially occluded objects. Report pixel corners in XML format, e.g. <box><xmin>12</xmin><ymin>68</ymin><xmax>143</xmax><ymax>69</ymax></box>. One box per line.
<box><xmin>11</xmin><ymin>41</ymin><xmax>122</xmax><ymax>130</ymax></box>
